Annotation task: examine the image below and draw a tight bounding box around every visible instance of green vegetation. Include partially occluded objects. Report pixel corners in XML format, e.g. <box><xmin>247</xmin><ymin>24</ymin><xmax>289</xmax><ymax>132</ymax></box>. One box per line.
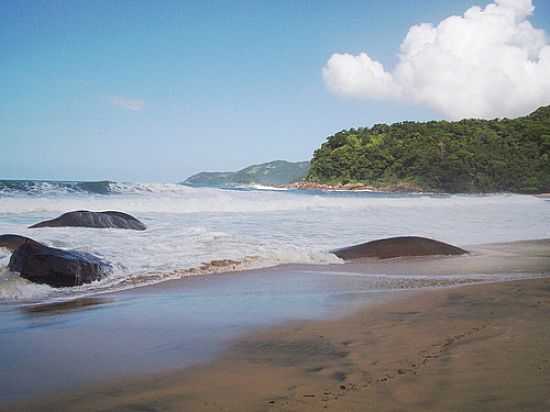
<box><xmin>183</xmin><ymin>160</ymin><xmax>310</xmax><ymax>187</ymax></box>
<box><xmin>307</xmin><ymin>106</ymin><xmax>550</xmax><ymax>193</ymax></box>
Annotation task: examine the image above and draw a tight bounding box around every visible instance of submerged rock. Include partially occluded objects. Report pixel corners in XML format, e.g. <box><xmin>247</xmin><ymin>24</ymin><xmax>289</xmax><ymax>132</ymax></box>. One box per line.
<box><xmin>29</xmin><ymin>210</ymin><xmax>146</xmax><ymax>231</ymax></box>
<box><xmin>332</xmin><ymin>236</ymin><xmax>468</xmax><ymax>260</ymax></box>
<box><xmin>9</xmin><ymin>241</ymin><xmax>112</xmax><ymax>287</ymax></box>
<box><xmin>0</xmin><ymin>234</ymin><xmax>40</xmax><ymax>251</ymax></box>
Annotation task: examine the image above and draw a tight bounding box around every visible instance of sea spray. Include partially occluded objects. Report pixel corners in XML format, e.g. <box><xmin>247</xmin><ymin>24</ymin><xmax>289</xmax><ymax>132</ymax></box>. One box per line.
<box><xmin>1</xmin><ymin>183</ymin><xmax>549</xmax><ymax>302</ymax></box>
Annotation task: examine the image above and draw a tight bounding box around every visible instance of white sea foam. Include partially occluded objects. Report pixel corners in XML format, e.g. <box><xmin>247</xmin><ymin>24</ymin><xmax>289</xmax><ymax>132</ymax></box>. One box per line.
<box><xmin>0</xmin><ymin>184</ymin><xmax>541</xmax><ymax>215</ymax></box>
<box><xmin>0</xmin><ymin>186</ymin><xmax>549</xmax><ymax>302</ymax></box>
<box><xmin>0</xmin><ymin>268</ymin><xmax>54</xmax><ymax>300</ymax></box>
<box><xmin>243</xmin><ymin>184</ymin><xmax>290</xmax><ymax>191</ymax></box>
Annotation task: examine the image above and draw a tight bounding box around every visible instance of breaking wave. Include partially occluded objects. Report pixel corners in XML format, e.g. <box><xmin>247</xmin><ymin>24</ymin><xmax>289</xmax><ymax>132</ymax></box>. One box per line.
<box><xmin>1</xmin><ymin>182</ymin><xmax>549</xmax><ymax>303</ymax></box>
<box><xmin>0</xmin><ymin>180</ymin><xmax>117</xmax><ymax>196</ymax></box>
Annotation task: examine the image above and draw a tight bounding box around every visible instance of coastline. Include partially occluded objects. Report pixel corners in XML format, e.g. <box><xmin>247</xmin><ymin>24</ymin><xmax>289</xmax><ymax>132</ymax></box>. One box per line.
<box><xmin>280</xmin><ymin>181</ymin><xmax>550</xmax><ymax>195</ymax></box>
<box><xmin>4</xmin><ymin>239</ymin><xmax>550</xmax><ymax>411</ymax></box>
<box><xmin>280</xmin><ymin>180</ymin><xmax>422</xmax><ymax>192</ymax></box>
<box><xmin>10</xmin><ymin>277</ymin><xmax>550</xmax><ymax>412</ymax></box>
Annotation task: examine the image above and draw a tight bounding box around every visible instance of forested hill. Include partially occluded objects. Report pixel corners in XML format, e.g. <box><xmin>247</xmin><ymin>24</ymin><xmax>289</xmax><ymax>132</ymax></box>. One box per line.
<box><xmin>183</xmin><ymin>160</ymin><xmax>310</xmax><ymax>187</ymax></box>
<box><xmin>306</xmin><ymin>106</ymin><xmax>550</xmax><ymax>193</ymax></box>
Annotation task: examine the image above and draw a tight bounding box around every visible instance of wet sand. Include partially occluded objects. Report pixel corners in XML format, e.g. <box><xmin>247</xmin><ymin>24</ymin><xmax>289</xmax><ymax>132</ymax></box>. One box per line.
<box><xmin>4</xmin><ymin>240</ymin><xmax>550</xmax><ymax>411</ymax></box>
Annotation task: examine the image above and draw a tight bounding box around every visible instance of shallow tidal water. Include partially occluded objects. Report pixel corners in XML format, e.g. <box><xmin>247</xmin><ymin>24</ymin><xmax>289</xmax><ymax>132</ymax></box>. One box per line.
<box><xmin>0</xmin><ymin>267</ymin><xmax>413</xmax><ymax>402</ymax></box>
<box><xmin>1</xmin><ymin>261</ymin><xmax>548</xmax><ymax>403</ymax></box>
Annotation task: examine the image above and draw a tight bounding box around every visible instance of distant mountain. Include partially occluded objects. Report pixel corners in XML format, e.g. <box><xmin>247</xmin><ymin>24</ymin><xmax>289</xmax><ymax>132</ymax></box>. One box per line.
<box><xmin>181</xmin><ymin>172</ymin><xmax>236</xmax><ymax>188</ymax></box>
<box><xmin>183</xmin><ymin>160</ymin><xmax>310</xmax><ymax>188</ymax></box>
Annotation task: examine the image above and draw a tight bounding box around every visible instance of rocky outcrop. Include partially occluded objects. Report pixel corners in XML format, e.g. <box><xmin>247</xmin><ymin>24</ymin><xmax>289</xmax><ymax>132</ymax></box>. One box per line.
<box><xmin>283</xmin><ymin>181</ymin><xmax>423</xmax><ymax>192</ymax></box>
<box><xmin>284</xmin><ymin>182</ymin><xmax>375</xmax><ymax>191</ymax></box>
<box><xmin>0</xmin><ymin>234</ymin><xmax>40</xmax><ymax>251</ymax></box>
<box><xmin>9</xmin><ymin>241</ymin><xmax>112</xmax><ymax>287</ymax></box>
<box><xmin>332</xmin><ymin>236</ymin><xmax>468</xmax><ymax>260</ymax></box>
<box><xmin>29</xmin><ymin>210</ymin><xmax>146</xmax><ymax>230</ymax></box>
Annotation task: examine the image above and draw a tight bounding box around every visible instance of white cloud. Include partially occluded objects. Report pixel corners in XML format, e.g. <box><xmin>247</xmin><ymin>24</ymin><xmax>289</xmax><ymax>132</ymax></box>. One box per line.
<box><xmin>324</xmin><ymin>53</ymin><xmax>402</xmax><ymax>99</ymax></box>
<box><xmin>111</xmin><ymin>96</ymin><xmax>145</xmax><ymax>111</ymax></box>
<box><xmin>323</xmin><ymin>0</ymin><xmax>550</xmax><ymax>120</ymax></box>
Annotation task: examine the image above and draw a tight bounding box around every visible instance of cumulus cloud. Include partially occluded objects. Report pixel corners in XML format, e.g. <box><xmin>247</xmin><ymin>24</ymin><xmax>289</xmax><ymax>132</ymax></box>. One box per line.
<box><xmin>111</xmin><ymin>96</ymin><xmax>145</xmax><ymax>111</ymax></box>
<box><xmin>323</xmin><ymin>0</ymin><xmax>550</xmax><ymax>119</ymax></box>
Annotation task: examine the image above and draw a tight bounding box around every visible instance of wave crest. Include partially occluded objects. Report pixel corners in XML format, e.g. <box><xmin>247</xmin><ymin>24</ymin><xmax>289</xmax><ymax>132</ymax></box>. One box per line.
<box><xmin>0</xmin><ymin>180</ymin><xmax>115</xmax><ymax>196</ymax></box>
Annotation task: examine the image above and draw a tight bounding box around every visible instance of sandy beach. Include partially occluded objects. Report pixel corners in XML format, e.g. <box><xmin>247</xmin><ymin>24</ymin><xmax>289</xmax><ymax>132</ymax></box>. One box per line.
<box><xmin>4</xmin><ymin>0</ymin><xmax>550</xmax><ymax>409</ymax></box>
<box><xmin>4</xmin><ymin>239</ymin><xmax>550</xmax><ymax>412</ymax></box>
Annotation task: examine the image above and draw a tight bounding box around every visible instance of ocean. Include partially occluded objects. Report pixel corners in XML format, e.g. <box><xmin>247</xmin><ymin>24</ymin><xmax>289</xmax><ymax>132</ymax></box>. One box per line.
<box><xmin>1</xmin><ymin>180</ymin><xmax>549</xmax><ymax>302</ymax></box>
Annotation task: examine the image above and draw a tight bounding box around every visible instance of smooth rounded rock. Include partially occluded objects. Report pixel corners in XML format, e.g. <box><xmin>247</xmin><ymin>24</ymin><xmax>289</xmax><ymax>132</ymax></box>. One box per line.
<box><xmin>0</xmin><ymin>234</ymin><xmax>40</xmax><ymax>251</ymax></box>
<box><xmin>29</xmin><ymin>210</ymin><xmax>146</xmax><ymax>231</ymax></box>
<box><xmin>9</xmin><ymin>241</ymin><xmax>112</xmax><ymax>287</ymax></box>
<box><xmin>332</xmin><ymin>236</ymin><xmax>468</xmax><ymax>260</ymax></box>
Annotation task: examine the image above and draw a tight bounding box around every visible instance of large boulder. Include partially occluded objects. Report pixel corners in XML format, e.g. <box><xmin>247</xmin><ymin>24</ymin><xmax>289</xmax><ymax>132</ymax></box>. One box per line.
<box><xmin>0</xmin><ymin>234</ymin><xmax>41</xmax><ymax>251</ymax></box>
<box><xmin>29</xmin><ymin>210</ymin><xmax>146</xmax><ymax>231</ymax></box>
<box><xmin>9</xmin><ymin>241</ymin><xmax>112</xmax><ymax>287</ymax></box>
<box><xmin>332</xmin><ymin>236</ymin><xmax>468</xmax><ymax>260</ymax></box>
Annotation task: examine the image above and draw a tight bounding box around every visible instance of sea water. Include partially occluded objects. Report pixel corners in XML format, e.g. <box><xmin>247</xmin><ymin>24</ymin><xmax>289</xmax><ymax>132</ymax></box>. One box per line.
<box><xmin>1</xmin><ymin>180</ymin><xmax>550</xmax><ymax>402</ymax></box>
<box><xmin>1</xmin><ymin>180</ymin><xmax>549</xmax><ymax>302</ymax></box>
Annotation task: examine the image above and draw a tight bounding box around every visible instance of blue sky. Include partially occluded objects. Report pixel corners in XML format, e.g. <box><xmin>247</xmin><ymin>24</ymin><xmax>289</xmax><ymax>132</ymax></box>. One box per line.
<box><xmin>2</xmin><ymin>0</ymin><xmax>549</xmax><ymax>181</ymax></box>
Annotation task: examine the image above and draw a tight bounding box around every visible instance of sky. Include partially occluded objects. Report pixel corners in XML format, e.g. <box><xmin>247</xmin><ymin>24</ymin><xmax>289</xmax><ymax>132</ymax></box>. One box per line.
<box><xmin>1</xmin><ymin>0</ymin><xmax>549</xmax><ymax>182</ymax></box>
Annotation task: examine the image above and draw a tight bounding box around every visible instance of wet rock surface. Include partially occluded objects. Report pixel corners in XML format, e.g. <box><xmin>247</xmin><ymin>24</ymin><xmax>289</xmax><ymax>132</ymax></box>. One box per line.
<box><xmin>332</xmin><ymin>236</ymin><xmax>468</xmax><ymax>260</ymax></box>
<box><xmin>29</xmin><ymin>210</ymin><xmax>146</xmax><ymax>231</ymax></box>
<box><xmin>8</xmin><ymin>241</ymin><xmax>112</xmax><ymax>287</ymax></box>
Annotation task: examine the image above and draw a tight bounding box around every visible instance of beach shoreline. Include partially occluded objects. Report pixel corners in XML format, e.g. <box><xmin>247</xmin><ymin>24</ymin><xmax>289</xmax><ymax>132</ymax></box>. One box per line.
<box><xmin>4</xmin><ymin>239</ymin><xmax>550</xmax><ymax>411</ymax></box>
<box><xmin>279</xmin><ymin>181</ymin><xmax>550</xmax><ymax>196</ymax></box>
<box><xmin>9</xmin><ymin>277</ymin><xmax>550</xmax><ymax>412</ymax></box>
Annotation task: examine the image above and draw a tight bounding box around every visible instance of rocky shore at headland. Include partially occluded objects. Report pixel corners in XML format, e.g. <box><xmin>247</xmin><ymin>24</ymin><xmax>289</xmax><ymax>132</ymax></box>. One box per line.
<box><xmin>281</xmin><ymin>180</ymin><xmax>423</xmax><ymax>192</ymax></box>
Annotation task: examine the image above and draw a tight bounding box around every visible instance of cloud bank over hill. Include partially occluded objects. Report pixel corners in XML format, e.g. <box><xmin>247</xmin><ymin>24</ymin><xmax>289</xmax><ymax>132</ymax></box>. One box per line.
<box><xmin>323</xmin><ymin>0</ymin><xmax>550</xmax><ymax>120</ymax></box>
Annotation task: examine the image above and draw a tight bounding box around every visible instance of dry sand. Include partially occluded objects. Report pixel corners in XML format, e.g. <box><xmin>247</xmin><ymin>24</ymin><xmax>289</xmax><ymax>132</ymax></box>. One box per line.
<box><xmin>6</xmin><ymin>240</ymin><xmax>550</xmax><ymax>412</ymax></box>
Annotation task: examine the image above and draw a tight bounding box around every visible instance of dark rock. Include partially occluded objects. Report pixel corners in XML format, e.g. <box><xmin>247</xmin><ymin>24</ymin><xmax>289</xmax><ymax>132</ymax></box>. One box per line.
<box><xmin>29</xmin><ymin>210</ymin><xmax>146</xmax><ymax>230</ymax></box>
<box><xmin>9</xmin><ymin>241</ymin><xmax>112</xmax><ymax>287</ymax></box>
<box><xmin>332</xmin><ymin>236</ymin><xmax>467</xmax><ymax>260</ymax></box>
<box><xmin>0</xmin><ymin>234</ymin><xmax>41</xmax><ymax>251</ymax></box>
